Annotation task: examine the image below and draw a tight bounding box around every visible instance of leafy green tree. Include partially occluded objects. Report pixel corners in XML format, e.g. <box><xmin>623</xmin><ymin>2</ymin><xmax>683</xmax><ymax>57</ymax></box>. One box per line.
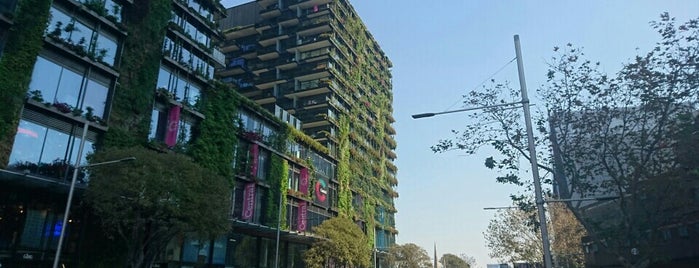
<box><xmin>433</xmin><ymin>13</ymin><xmax>698</xmax><ymax>268</ymax></box>
<box><xmin>386</xmin><ymin>243</ymin><xmax>432</xmax><ymax>268</ymax></box>
<box><xmin>303</xmin><ymin>216</ymin><xmax>372</xmax><ymax>268</ymax></box>
<box><xmin>485</xmin><ymin>202</ymin><xmax>585</xmax><ymax>267</ymax></box>
<box><xmin>485</xmin><ymin>204</ymin><xmax>543</xmax><ymax>265</ymax></box>
<box><xmin>440</xmin><ymin>253</ymin><xmax>470</xmax><ymax>268</ymax></box>
<box><xmin>85</xmin><ymin>147</ymin><xmax>231</xmax><ymax>268</ymax></box>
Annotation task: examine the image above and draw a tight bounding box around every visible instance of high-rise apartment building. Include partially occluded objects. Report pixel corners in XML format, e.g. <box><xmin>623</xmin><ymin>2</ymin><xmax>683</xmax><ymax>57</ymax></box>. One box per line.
<box><xmin>217</xmin><ymin>0</ymin><xmax>398</xmax><ymax>251</ymax></box>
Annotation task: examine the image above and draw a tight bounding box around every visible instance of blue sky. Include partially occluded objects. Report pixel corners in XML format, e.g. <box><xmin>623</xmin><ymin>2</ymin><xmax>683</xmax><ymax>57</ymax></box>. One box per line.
<box><xmin>221</xmin><ymin>0</ymin><xmax>699</xmax><ymax>266</ymax></box>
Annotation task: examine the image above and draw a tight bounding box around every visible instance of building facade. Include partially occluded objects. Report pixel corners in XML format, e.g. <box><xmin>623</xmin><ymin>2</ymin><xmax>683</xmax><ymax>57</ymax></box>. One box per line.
<box><xmin>217</xmin><ymin>0</ymin><xmax>398</xmax><ymax>252</ymax></box>
<box><xmin>0</xmin><ymin>0</ymin><xmax>396</xmax><ymax>267</ymax></box>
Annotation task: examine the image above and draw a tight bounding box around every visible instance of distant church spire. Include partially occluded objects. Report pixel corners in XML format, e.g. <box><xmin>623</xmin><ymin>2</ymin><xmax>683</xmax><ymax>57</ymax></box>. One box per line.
<box><xmin>434</xmin><ymin>242</ymin><xmax>438</xmax><ymax>268</ymax></box>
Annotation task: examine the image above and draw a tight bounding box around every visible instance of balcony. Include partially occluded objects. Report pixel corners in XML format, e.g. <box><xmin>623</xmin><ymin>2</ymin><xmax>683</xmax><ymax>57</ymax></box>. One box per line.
<box><xmin>219</xmin><ymin>38</ymin><xmax>239</xmax><ymax>53</ymax></box>
<box><xmin>255</xmin><ymin>70</ymin><xmax>288</xmax><ymax>90</ymax></box>
<box><xmin>297</xmin><ymin>15</ymin><xmax>332</xmax><ymax>36</ymax></box>
<box><xmin>301</xmin><ymin>3</ymin><xmax>330</xmax><ymax>18</ymax></box>
<box><xmin>287</xmin><ymin>34</ymin><xmax>332</xmax><ymax>53</ymax></box>
<box><xmin>238</xmin><ymin>43</ymin><xmax>259</xmax><ymax>59</ymax></box>
<box><xmin>258</xmin><ymin>27</ymin><xmax>289</xmax><ymax>47</ymax></box>
<box><xmin>283</xmin><ymin>79</ymin><xmax>331</xmax><ymax>99</ymax></box>
<box><xmin>299</xmin><ymin>94</ymin><xmax>330</xmax><ymax>110</ymax></box>
<box><xmin>218</xmin><ymin>57</ymin><xmax>247</xmax><ymax>77</ymax></box>
<box><xmin>287</xmin><ymin>0</ymin><xmax>332</xmax><ymax>11</ymax></box>
<box><xmin>256</xmin><ymin>0</ymin><xmax>276</xmax><ymax>9</ymax></box>
<box><xmin>294</xmin><ymin>61</ymin><xmax>331</xmax><ymax>81</ymax></box>
<box><xmin>223</xmin><ymin>24</ymin><xmax>257</xmax><ymax>39</ymax></box>
<box><xmin>260</xmin><ymin>3</ymin><xmax>281</xmax><ymax>19</ymax></box>
<box><xmin>278</xmin><ymin>10</ymin><xmax>299</xmax><ymax>27</ymax></box>
<box><xmin>257</xmin><ymin>44</ymin><xmax>280</xmax><ymax>61</ymax></box>
<box><xmin>253</xmin><ymin>89</ymin><xmax>277</xmax><ymax>105</ymax></box>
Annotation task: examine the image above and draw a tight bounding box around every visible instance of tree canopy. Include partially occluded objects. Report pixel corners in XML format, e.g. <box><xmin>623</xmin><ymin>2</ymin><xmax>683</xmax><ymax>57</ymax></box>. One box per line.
<box><xmin>385</xmin><ymin>243</ymin><xmax>433</xmax><ymax>268</ymax></box>
<box><xmin>434</xmin><ymin>13</ymin><xmax>699</xmax><ymax>268</ymax></box>
<box><xmin>85</xmin><ymin>146</ymin><xmax>231</xmax><ymax>268</ymax></box>
<box><xmin>440</xmin><ymin>253</ymin><xmax>471</xmax><ymax>268</ymax></box>
<box><xmin>303</xmin><ymin>216</ymin><xmax>372</xmax><ymax>268</ymax></box>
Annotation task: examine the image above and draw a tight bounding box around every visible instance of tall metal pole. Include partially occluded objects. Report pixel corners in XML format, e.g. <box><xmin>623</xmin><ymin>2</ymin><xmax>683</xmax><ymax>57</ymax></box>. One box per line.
<box><xmin>53</xmin><ymin>121</ymin><xmax>89</xmax><ymax>268</ymax></box>
<box><xmin>514</xmin><ymin>34</ymin><xmax>554</xmax><ymax>268</ymax></box>
<box><xmin>274</xmin><ymin>189</ymin><xmax>283</xmax><ymax>268</ymax></box>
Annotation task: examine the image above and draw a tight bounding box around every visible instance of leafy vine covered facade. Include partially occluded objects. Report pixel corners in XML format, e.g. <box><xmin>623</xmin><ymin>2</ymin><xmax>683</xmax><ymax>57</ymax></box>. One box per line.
<box><xmin>218</xmin><ymin>0</ymin><xmax>398</xmax><ymax>253</ymax></box>
<box><xmin>0</xmin><ymin>0</ymin><xmax>396</xmax><ymax>267</ymax></box>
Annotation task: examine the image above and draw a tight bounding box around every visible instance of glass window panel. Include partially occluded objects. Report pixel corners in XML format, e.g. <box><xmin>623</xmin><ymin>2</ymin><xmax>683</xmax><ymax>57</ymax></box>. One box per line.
<box><xmin>68</xmin><ymin>132</ymin><xmax>94</xmax><ymax>167</ymax></box>
<box><xmin>20</xmin><ymin>210</ymin><xmax>48</xmax><ymax>249</ymax></box>
<box><xmin>39</xmin><ymin>128</ymin><xmax>71</xmax><ymax>166</ymax></box>
<box><xmin>67</xmin><ymin>19</ymin><xmax>93</xmax><ymax>49</ymax></box>
<box><xmin>83</xmin><ymin>75</ymin><xmax>109</xmax><ymax>117</ymax></box>
<box><xmin>29</xmin><ymin>56</ymin><xmax>62</xmax><ymax>102</ymax></box>
<box><xmin>105</xmin><ymin>0</ymin><xmax>122</xmax><ymax>22</ymax></box>
<box><xmin>157</xmin><ymin>66</ymin><xmax>172</xmax><ymax>90</ymax></box>
<box><xmin>187</xmin><ymin>82</ymin><xmax>200</xmax><ymax>107</ymax></box>
<box><xmin>149</xmin><ymin>108</ymin><xmax>167</xmax><ymax>141</ymax></box>
<box><xmin>212</xmin><ymin>236</ymin><xmax>227</xmax><ymax>265</ymax></box>
<box><xmin>94</xmin><ymin>32</ymin><xmax>117</xmax><ymax>66</ymax></box>
<box><xmin>55</xmin><ymin>66</ymin><xmax>84</xmax><ymax>107</ymax></box>
<box><xmin>47</xmin><ymin>7</ymin><xmax>71</xmax><ymax>39</ymax></box>
<box><xmin>8</xmin><ymin>120</ymin><xmax>48</xmax><ymax>169</ymax></box>
<box><xmin>176</xmin><ymin>77</ymin><xmax>187</xmax><ymax>101</ymax></box>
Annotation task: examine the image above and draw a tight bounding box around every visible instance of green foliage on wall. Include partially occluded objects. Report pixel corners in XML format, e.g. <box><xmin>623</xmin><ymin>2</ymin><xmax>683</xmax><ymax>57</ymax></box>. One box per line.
<box><xmin>102</xmin><ymin>0</ymin><xmax>172</xmax><ymax>148</ymax></box>
<box><xmin>337</xmin><ymin>115</ymin><xmax>353</xmax><ymax>217</ymax></box>
<box><xmin>266</xmin><ymin>154</ymin><xmax>289</xmax><ymax>229</ymax></box>
<box><xmin>0</xmin><ymin>0</ymin><xmax>52</xmax><ymax>167</ymax></box>
<box><xmin>189</xmin><ymin>81</ymin><xmax>240</xmax><ymax>178</ymax></box>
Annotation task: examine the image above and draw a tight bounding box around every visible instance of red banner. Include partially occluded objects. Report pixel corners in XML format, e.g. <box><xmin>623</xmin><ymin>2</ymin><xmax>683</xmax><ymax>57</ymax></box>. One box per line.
<box><xmin>242</xmin><ymin>183</ymin><xmax>256</xmax><ymax>220</ymax></box>
<box><xmin>250</xmin><ymin>144</ymin><xmax>259</xmax><ymax>177</ymax></box>
<box><xmin>299</xmin><ymin>168</ymin><xmax>309</xmax><ymax>194</ymax></box>
<box><xmin>297</xmin><ymin>201</ymin><xmax>307</xmax><ymax>231</ymax></box>
<box><xmin>164</xmin><ymin>106</ymin><xmax>181</xmax><ymax>147</ymax></box>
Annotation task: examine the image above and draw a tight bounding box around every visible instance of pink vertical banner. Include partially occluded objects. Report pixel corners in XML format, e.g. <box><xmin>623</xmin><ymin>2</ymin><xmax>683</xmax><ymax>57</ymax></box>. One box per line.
<box><xmin>313</xmin><ymin>5</ymin><xmax>318</xmax><ymax>12</ymax></box>
<box><xmin>297</xmin><ymin>201</ymin><xmax>307</xmax><ymax>231</ymax></box>
<box><xmin>164</xmin><ymin>106</ymin><xmax>181</xmax><ymax>147</ymax></box>
<box><xmin>242</xmin><ymin>183</ymin><xmax>256</xmax><ymax>220</ymax></box>
<box><xmin>250</xmin><ymin>144</ymin><xmax>259</xmax><ymax>177</ymax></box>
<box><xmin>299</xmin><ymin>168</ymin><xmax>309</xmax><ymax>194</ymax></box>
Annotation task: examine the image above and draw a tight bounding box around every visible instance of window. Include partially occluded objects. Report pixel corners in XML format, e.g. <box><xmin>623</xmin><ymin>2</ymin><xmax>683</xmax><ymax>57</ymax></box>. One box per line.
<box><xmin>256</xmin><ymin>150</ymin><xmax>269</xmax><ymax>181</ymax></box>
<box><xmin>149</xmin><ymin>106</ymin><xmax>195</xmax><ymax>147</ymax></box>
<box><xmin>678</xmin><ymin>226</ymin><xmax>689</xmax><ymax>237</ymax></box>
<box><xmin>47</xmin><ymin>6</ymin><xmax>119</xmax><ymax>66</ymax></box>
<box><xmin>288</xmin><ymin>168</ymin><xmax>300</xmax><ymax>191</ymax></box>
<box><xmin>8</xmin><ymin>118</ymin><xmax>95</xmax><ymax>181</ymax></box>
<box><xmin>661</xmin><ymin>229</ymin><xmax>672</xmax><ymax>240</ymax></box>
<box><xmin>29</xmin><ymin>55</ymin><xmax>111</xmax><ymax>117</ymax></box>
<box><xmin>156</xmin><ymin>65</ymin><xmax>205</xmax><ymax>104</ymax></box>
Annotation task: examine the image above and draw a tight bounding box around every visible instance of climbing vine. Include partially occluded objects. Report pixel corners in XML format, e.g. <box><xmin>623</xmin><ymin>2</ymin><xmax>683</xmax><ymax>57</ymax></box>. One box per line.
<box><xmin>189</xmin><ymin>81</ymin><xmax>240</xmax><ymax>178</ymax></box>
<box><xmin>266</xmin><ymin>155</ymin><xmax>289</xmax><ymax>229</ymax></box>
<box><xmin>337</xmin><ymin>115</ymin><xmax>353</xmax><ymax>217</ymax></box>
<box><xmin>0</xmin><ymin>0</ymin><xmax>52</xmax><ymax>167</ymax></box>
<box><xmin>102</xmin><ymin>0</ymin><xmax>172</xmax><ymax>148</ymax></box>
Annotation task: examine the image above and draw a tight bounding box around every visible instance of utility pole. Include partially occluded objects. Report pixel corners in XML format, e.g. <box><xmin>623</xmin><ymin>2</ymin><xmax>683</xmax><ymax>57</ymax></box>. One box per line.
<box><xmin>514</xmin><ymin>34</ymin><xmax>553</xmax><ymax>268</ymax></box>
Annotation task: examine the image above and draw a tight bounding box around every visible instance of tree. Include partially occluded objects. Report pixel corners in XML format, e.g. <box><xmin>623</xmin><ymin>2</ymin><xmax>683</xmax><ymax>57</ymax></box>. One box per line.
<box><xmin>303</xmin><ymin>216</ymin><xmax>372</xmax><ymax>268</ymax></box>
<box><xmin>459</xmin><ymin>254</ymin><xmax>477</xmax><ymax>267</ymax></box>
<box><xmin>386</xmin><ymin>243</ymin><xmax>433</xmax><ymax>268</ymax></box>
<box><xmin>434</xmin><ymin>13</ymin><xmax>699</xmax><ymax>268</ymax></box>
<box><xmin>485</xmin><ymin>204</ymin><xmax>543</xmax><ymax>265</ymax></box>
<box><xmin>484</xmin><ymin>202</ymin><xmax>585</xmax><ymax>267</ymax></box>
<box><xmin>85</xmin><ymin>146</ymin><xmax>231</xmax><ymax>268</ymax></box>
<box><xmin>440</xmin><ymin>253</ymin><xmax>470</xmax><ymax>268</ymax></box>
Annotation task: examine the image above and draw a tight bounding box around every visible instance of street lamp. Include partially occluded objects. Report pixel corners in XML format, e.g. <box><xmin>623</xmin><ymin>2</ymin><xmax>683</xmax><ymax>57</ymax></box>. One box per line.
<box><xmin>52</xmin><ymin>121</ymin><xmax>135</xmax><ymax>268</ymax></box>
<box><xmin>411</xmin><ymin>35</ymin><xmax>554</xmax><ymax>268</ymax></box>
